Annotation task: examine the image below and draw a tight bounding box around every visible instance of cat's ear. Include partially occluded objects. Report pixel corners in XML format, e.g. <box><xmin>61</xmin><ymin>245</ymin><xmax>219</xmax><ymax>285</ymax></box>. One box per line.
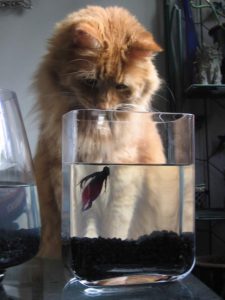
<box><xmin>129</xmin><ymin>32</ymin><xmax>162</xmax><ymax>59</ymax></box>
<box><xmin>72</xmin><ymin>23</ymin><xmax>101</xmax><ymax>49</ymax></box>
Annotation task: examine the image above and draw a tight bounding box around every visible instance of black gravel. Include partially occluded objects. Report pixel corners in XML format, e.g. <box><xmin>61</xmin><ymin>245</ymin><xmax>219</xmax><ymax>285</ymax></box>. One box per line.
<box><xmin>69</xmin><ymin>231</ymin><xmax>195</xmax><ymax>281</ymax></box>
<box><xmin>0</xmin><ymin>228</ymin><xmax>40</xmax><ymax>269</ymax></box>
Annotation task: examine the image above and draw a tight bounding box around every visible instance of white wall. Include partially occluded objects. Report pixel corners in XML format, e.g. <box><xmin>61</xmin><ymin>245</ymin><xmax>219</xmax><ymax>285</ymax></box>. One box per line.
<box><xmin>0</xmin><ymin>0</ymin><xmax>164</xmax><ymax>156</ymax></box>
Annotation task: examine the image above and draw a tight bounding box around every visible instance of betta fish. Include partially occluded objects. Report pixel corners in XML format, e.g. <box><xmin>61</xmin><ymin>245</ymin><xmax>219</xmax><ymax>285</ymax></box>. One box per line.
<box><xmin>79</xmin><ymin>166</ymin><xmax>110</xmax><ymax>211</ymax></box>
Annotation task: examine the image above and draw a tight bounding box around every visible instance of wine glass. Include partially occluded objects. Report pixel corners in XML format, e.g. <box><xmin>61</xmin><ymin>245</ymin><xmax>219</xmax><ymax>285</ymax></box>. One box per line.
<box><xmin>62</xmin><ymin>109</ymin><xmax>195</xmax><ymax>288</ymax></box>
<box><xmin>0</xmin><ymin>89</ymin><xmax>41</xmax><ymax>282</ymax></box>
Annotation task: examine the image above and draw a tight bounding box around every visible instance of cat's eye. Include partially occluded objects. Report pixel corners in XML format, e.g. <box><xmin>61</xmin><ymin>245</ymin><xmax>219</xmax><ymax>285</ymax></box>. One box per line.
<box><xmin>83</xmin><ymin>78</ymin><xmax>98</xmax><ymax>88</ymax></box>
<box><xmin>115</xmin><ymin>83</ymin><xmax>129</xmax><ymax>91</ymax></box>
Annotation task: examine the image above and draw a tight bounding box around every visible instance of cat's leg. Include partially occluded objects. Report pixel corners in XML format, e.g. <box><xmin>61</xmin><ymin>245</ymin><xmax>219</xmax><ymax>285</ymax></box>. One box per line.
<box><xmin>34</xmin><ymin>141</ymin><xmax>61</xmax><ymax>258</ymax></box>
<box><xmin>101</xmin><ymin>166</ymin><xmax>144</xmax><ymax>239</ymax></box>
<box><xmin>128</xmin><ymin>166</ymin><xmax>180</xmax><ymax>239</ymax></box>
<box><xmin>180</xmin><ymin>165</ymin><xmax>195</xmax><ymax>233</ymax></box>
<box><xmin>129</xmin><ymin>165</ymin><xmax>194</xmax><ymax>238</ymax></box>
<box><xmin>148</xmin><ymin>166</ymin><xmax>180</xmax><ymax>232</ymax></box>
<box><xmin>82</xmin><ymin>209</ymin><xmax>101</xmax><ymax>238</ymax></box>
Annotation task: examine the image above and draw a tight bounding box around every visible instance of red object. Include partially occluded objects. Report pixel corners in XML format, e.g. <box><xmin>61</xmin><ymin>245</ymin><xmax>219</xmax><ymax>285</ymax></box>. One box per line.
<box><xmin>79</xmin><ymin>166</ymin><xmax>110</xmax><ymax>211</ymax></box>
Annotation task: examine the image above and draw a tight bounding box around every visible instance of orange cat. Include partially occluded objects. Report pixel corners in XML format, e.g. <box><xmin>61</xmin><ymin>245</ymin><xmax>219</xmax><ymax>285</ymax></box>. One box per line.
<box><xmin>33</xmin><ymin>6</ymin><xmax>163</xmax><ymax>257</ymax></box>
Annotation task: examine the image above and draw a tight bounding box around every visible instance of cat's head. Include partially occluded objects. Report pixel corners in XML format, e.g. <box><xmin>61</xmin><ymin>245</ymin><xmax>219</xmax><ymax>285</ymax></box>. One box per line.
<box><xmin>44</xmin><ymin>6</ymin><xmax>162</xmax><ymax>112</ymax></box>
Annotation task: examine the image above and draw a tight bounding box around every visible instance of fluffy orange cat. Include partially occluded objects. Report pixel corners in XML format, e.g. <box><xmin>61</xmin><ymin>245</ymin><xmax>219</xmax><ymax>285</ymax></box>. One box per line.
<box><xmin>33</xmin><ymin>6</ymin><xmax>165</xmax><ymax>257</ymax></box>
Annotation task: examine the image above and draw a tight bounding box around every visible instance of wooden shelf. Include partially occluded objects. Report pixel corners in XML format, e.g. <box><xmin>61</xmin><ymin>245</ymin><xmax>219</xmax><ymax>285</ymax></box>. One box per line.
<box><xmin>185</xmin><ymin>84</ymin><xmax>225</xmax><ymax>98</ymax></box>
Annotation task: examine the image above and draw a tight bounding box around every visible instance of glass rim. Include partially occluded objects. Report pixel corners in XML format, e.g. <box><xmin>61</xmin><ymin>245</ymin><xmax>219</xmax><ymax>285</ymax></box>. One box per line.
<box><xmin>63</xmin><ymin>109</ymin><xmax>194</xmax><ymax>123</ymax></box>
<box><xmin>0</xmin><ymin>88</ymin><xmax>17</xmax><ymax>101</ymax></box>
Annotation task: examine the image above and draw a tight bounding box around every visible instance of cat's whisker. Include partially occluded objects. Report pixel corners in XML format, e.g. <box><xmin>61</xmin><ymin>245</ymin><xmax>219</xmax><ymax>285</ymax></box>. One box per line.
<box><xmin>62</xmin><ymin>70</ymin><xmax>92</xmax><ymax>78</ymax></box>
<box><xmin>151</xmin><ymin>107</ymin><xmax>161</xmax><ymax>112</ymax></box>
<box><xmin>69</xmin><ymin>58</ymin><xmax>95</xmax><ymax>66</ymax></box>
<box><xmin>39</xmin><ymin>92</ymin><xmax>75</xmax><ymax>100</ymax></box>
<box><xmin>69</xmin><ymin>104</ymin><xmax>83</xmax><ymax>111</ymax></box>
<box><xmin>114</xmin><ymin>103</ymin><xmax>147</xmax><ymax>112</ymax></box>
<box><xmin>152</xmin><ymin>93</ymin><xmax>170</xmax><ymax>103</ymax></box>
<box><xmin>159</xmin><ymin>81</ymin><xmax>176</xmax><ymax>105</ymax></box>
<box><xmin>73</xmin><ymin>96</ymin><xmax>95</xmax><ymax>110</ymax></box>
<box><xmin>62</xmin><ymin>71</ymin><xmax>84</xmax><ymax>76</ymax></box>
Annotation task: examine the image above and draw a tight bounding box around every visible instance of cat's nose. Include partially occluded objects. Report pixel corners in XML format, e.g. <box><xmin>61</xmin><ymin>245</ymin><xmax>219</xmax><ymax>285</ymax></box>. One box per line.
<box><xmin>97</xmin><ymin>102</ymin><xmax>111</xmax><ymax>110</ymax></box>
<box><xmin>97</xmin><ymin>91</ymin><xmax>116</xmax><ymax>109</ymax></box>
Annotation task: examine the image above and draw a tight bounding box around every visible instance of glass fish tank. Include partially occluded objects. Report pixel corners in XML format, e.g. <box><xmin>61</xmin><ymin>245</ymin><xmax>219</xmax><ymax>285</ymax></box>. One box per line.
<box><xmin>62</xmin><ymin>110</ymin><xmax>195</xmax><ymax>287</ymax></box>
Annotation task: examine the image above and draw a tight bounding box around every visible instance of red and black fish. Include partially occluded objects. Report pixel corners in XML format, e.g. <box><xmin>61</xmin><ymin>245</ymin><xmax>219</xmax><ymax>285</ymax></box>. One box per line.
<box><xmin>79</xmin><ymin>166</ymin><xmax>110</xmax><ymax>211</ymax></box>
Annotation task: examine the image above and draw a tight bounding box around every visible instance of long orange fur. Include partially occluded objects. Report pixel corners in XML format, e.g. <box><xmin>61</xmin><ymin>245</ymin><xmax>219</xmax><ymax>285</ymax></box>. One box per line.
<box><xmin>33</xmin><ymin>6</ymin><xmax>164</xmax><ymax>257</ymax></box>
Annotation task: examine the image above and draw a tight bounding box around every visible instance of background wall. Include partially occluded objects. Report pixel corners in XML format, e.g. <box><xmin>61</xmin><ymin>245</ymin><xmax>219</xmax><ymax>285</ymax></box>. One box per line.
<box><xmin>0</xmin><ymin>0</ymin><xmax>165</xmax><ymax>156</ymax></box>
